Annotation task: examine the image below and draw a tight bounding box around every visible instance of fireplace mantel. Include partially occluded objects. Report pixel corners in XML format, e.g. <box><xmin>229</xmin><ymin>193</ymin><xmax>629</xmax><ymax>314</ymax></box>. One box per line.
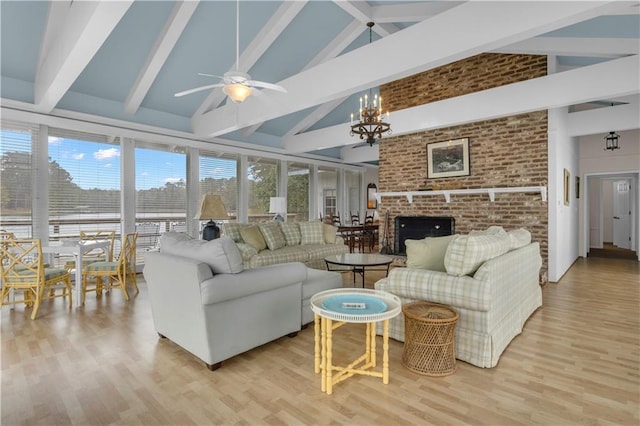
<box><xmin>375</xmin><ymin>186</ymin><xmax>547</xmax><ymax>203</ymax></box>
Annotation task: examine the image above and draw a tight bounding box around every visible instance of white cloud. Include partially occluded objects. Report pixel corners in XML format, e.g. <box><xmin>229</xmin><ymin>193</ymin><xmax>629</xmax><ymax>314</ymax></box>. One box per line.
<box><xmin>104</xmin><ymin>164</ymin><xmax>113</xmax><ymax>168</ymax></box>
<box><xmin>72</xmin><ymin>153</ymin><xmax>84</xmax><ymax>160</ymax></box>
<box><xmin>48</xmin><ymin>137</ymin><xmax>62</xmax><ymax>145</ymax></box>
<box><xmin>165</xmin><ymin>177</ymin><xmax>183</xmax><ymax>184</ymax></box>
<box><xmin>94</xmin><ymin>148</ymin><xmax>120</xmax><ymax>160</ymax></box>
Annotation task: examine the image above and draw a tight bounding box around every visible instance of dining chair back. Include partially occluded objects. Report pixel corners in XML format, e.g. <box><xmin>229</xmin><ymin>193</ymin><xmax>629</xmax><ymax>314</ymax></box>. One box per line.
<box><xmin>331</xmin><ymin>213</ymin><xmax>341</xmax><ymax>226</ymax></box>
<box><xmin>64</xmin><ymin>230</ymin><xmax>116</xmax><ymax>270</ymax></box>
<box><xmin>81</xmin><ymin>233</ymin><xmax>138</xmax><ymax>305</ymax></box>
<box><xmin>135</xmin><ymin>222</ymin><xmax>159</xmax><ymax>251</ymax></box>
<box><xmin>363</xmin><ymin>212</ymin><xmax>377</xmax><ymax>252</ymax></box>
<box><xmin>0</xmin><ymin>230</ymin><xmax>16</xmax><ymax>241</ymax></box>
<box><xmin>0</xmin><ymin>238</ymin><xmax>72</xmax><ymax>319</ymax></box>
<box><xmin>350</xmin><ymin>212</ymin><xmax>361</xmax><ymax>225</ymax></box>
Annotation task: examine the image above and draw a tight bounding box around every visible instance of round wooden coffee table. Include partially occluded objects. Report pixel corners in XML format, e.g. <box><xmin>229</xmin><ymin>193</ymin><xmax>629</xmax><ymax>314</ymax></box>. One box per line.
<box><xmin>324</xmin><ymin>253</ymin><xmax>393</xmax><ymax>287</ymax></box>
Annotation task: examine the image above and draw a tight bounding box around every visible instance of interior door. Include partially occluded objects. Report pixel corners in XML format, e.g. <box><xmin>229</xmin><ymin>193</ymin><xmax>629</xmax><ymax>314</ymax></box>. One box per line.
<box><xmin>613</xmin><ymin>179</ymin><xmax>631</xmax><ymax>249</ymax></box>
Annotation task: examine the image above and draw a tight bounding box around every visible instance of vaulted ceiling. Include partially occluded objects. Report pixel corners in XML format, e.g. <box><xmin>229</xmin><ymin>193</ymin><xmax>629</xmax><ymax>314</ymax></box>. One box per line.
<box><xmin>1</xmin><ymin>1</ymin><xmax>638</xmax><ymax>165</ymax></box>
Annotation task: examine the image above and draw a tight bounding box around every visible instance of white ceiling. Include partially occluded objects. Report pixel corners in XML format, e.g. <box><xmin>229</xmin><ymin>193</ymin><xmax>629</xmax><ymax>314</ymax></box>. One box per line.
<box><xmin>1</xmin><ymin>1</ymin><xmax>638</xmax><ymax>165</ymax></box>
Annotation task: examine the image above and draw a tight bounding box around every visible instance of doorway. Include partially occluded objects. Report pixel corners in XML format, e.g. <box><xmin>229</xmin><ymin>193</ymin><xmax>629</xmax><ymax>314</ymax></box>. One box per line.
<box><xmin>585</xmin><ymin>173</ymin><xmax>638</xmax><ymax>260</ymax></box>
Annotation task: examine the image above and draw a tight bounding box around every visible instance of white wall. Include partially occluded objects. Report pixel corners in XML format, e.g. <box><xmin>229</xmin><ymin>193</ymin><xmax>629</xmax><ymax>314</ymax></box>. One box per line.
<box><xmin>578</xmin><ymin>129</ymin><xmax>640</xmax><ymax>258</ymax></box>
<box><xmin>588</xmin><ymin>176</ymin><xmax>602</xmax><ymax>248</ymax></box>
<box><xmin>548</xmin><ymin>106</ymin><xmax>580</xmax><ymax>282</ymax></box>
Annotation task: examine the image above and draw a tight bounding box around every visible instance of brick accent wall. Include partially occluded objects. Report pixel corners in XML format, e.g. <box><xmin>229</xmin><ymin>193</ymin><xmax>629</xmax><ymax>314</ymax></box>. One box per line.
<box><xmin>382</xmin><ymin>53</ymin><xmax>547</xmax><ymax>112</ymax></box>
<box><xmin>378</xmin><ymin>54</ymin><xmax>549</xmax><ymax>283</ymax></box>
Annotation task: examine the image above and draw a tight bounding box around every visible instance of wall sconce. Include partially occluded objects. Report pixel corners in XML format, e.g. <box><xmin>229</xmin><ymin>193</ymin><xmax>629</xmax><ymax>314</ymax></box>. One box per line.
<box><xmin>604</xmin><ymin>131</ymin><xmax>620</xmax><ymax>151</ymax></box>
<box><xmin>367</xmin><ymin>183</ymin><xmax>378</xmax><ymax>209</ymax></box>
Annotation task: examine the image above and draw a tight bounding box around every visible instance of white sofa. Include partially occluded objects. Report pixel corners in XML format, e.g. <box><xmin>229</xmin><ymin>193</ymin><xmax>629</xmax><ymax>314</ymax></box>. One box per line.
<box><xmin>374</xmin><ymin>227</ymin><xmax>542</xmax><ymax>368</ymax></box>
<box><xmin>222</xmin><ymin>221</ymin><xmax>349</xmax><ymax>270</ymax></box>
<box><xmin>143</xmin><ymin>232</ymin><xmax>342</xmax><ymax>370</ymax></box>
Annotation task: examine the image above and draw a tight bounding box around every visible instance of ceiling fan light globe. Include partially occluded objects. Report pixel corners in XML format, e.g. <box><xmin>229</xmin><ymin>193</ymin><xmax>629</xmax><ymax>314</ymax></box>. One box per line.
<box><xmin>223</xmin><ymin>83</ymin><xmax>252</xmax><ymax>103</ymax></box>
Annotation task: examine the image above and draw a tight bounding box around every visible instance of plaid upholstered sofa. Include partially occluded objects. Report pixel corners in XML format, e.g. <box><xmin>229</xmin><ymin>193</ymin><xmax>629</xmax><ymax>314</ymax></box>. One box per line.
<box><xmin>222</xmin><ymin>221</ymin><xmax>349</xmax><ymax>270</ymax></box>
<box><xmin>375</xmin><ymin>227</ymin><xmax>542</xmax><ymax>368</ymax></box>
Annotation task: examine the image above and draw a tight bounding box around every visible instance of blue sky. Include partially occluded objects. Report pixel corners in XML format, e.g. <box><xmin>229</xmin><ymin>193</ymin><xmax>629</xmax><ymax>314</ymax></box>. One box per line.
<box><xmin>1</xmin><ymin>130</ymin><xmax>236</xmax><ymax>190</ymax></box>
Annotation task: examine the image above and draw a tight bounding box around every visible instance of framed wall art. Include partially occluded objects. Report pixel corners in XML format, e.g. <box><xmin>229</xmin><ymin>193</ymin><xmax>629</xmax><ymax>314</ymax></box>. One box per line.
<box><xmin>427</xmin><ymin>138</ymin><xmax>470</xmax><ymax>178</ymax></box>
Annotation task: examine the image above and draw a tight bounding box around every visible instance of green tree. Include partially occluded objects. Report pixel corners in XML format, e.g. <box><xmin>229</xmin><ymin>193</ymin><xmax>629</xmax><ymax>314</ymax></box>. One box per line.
<box><xmin>0</xmin><ymin>151</ymin><xmax>31</xmax><ymax>212</ymax></box>
<box><xmin>248</xmin><ymin>161</ymin><xmax>276</xmax><ymax>213</ymax></box>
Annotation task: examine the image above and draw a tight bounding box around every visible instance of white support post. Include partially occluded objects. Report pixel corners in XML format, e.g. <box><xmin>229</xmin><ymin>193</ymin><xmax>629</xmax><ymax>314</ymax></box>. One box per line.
<box><xmin>34</xmin><ymin>125</ymin><xmax>49</xmax><ymax>243</ymax></box>
<box><xmin>120</xmin><ymin>138</ymin><xmax>136</xmax><ymax>237</ymax></box>
<box><xmin>186</xmin><ymin>147</ymin><xmax>200</xmax><ymax>237</ymax></box>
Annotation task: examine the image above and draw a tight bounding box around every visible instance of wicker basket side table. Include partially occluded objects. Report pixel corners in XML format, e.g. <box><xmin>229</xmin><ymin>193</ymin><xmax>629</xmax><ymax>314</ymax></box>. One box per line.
<box><xmin>402</xmin><ymin>301</ymin><xmax>459</xmax><ymax>376</ymax></box>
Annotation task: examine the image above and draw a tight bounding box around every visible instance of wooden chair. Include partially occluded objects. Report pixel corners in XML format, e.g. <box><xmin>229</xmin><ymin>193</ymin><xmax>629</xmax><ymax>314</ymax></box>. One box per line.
<box><xmin>135</xmin><ymin>222</ymin><xmax>160</xmax><ymax>251</ymax></box>
<box><xmin>348</xmin><ymin>211</ymin><xmax>366</xmax><ymax>252</ymax></box>
<box><xmin>363</xmin><ymin>212</ymin><xmax>377</xmax><ymax>252</ymax></box>
<box><xmin>0</xmin><ymin>230</ymin><xmax>16</xmax><ymax>241</ymax></box>
<box><xmin>350</xmin><ymin>211</ymin><xmax>361</xmax><ymax>225</ymax></box>
<box><xmin>81</xmin><ymin>233</ymin><xmax>138</xmax><ymax>305</ymax></box>
<box><xmin>0</xmin><ymin>238</ymin><xmax>72</xmax><ymax>320</ymax></box>
<box><xmin>64</xmin><ymin>230</ymin><xmax>116</xmax><ymax>270</ymax></box>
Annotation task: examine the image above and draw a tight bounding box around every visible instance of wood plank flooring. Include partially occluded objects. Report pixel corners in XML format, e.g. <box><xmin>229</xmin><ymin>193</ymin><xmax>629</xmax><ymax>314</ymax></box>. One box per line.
<box><xmin>2</xmin><ymin>257</ymin><xmax>638</xmax><ymax>425</ymax></box>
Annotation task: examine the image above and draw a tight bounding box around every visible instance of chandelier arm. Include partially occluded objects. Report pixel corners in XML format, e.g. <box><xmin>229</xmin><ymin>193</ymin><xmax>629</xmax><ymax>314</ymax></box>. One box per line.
<box><xmin>347</xmin><ymin>22</ymin><xmax>392</xmax><ymax>146</ymax></box>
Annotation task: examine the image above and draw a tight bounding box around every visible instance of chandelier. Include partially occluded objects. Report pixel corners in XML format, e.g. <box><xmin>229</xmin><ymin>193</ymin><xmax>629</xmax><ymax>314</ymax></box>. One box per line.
<box><xmin>349</xmin><ymin>22</ymin><xmax>391</xmax><ymax>147</ymax></box>
<box><xmin>604</xmin><ymin>131</ymin><xmax>620</xmax><ymax>151</ymax></box>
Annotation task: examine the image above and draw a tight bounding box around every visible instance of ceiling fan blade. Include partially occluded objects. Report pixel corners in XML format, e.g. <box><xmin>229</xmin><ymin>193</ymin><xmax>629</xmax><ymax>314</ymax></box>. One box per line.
<box><xmin>247</xmin><ymin>80</ymin><xmax>287</xmax><ymax>93</ymax></box>
<box><xmin>197</xmin><ymin>72</ymin><xmax>225</xmax><ymax>79</ymax></box>
<box><xmin>174</xmin><ymin>83</ymin><xmax>225</xmax><ymax>97</ymax></box>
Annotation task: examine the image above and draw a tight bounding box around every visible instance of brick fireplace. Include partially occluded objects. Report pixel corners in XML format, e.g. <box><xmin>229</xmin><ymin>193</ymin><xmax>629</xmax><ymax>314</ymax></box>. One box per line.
<box><xmin>378</xmin><ymin>53</ymin><xmax>549</xmax><ymax>283</ymax></box>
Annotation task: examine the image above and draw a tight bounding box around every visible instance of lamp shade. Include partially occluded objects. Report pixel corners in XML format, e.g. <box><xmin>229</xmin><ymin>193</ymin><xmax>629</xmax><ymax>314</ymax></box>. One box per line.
<box><xmin>194</xmin><ymin>194</ymin><xmax>228</xmax><ymax>220</ymax></box>
<box><xmin>269</xmin><ymin>197</ymin><xmax>287</xmax><ymax>214</ymax></box>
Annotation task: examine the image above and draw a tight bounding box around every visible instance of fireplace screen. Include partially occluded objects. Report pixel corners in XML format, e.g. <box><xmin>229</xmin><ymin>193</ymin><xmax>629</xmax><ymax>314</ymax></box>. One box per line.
<box><xmin>394</xmin><ymin>216</ymin><xmax>455</xmax><ymax>255</ymax></box>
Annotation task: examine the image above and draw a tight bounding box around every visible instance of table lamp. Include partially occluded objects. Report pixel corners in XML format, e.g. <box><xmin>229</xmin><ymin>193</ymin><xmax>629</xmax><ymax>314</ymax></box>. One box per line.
<box><xmin>195</xmin><ymin>194</ymin><xmax>228</xmax><ymax>240</ymax></box>
<box><xmin>269</xmin><ymin>197</ymin><xmax>287</xmax><ymax>222</ymax></box>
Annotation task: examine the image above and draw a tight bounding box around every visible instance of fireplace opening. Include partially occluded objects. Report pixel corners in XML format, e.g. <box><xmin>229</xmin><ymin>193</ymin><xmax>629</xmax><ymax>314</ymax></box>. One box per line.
<box><xmin>394</xmin><ymin>216</ymin><xmax>455</xmax><ymax>255</ymax></box>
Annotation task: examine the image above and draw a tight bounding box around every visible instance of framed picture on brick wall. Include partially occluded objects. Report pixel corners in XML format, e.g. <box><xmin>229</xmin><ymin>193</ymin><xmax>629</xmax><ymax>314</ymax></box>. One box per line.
<box><xmin>427</xmin><ymin>138</ymin><xmax>470</xmax><ymax>178</ymax></box>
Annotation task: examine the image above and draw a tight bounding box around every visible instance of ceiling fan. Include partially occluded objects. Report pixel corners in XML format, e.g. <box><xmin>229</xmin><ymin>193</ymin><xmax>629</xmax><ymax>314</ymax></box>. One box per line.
<box><xmin>174</xmin><ymin>0</ymin><xmax>286</xmax><ymax>103</ymax></box>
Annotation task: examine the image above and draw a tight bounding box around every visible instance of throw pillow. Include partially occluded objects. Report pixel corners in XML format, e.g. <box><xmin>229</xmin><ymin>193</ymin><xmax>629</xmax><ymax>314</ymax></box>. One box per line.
<box><xmin>159</xmin><ymin>233</ymin><xmax>243</xmax><ymax>274</ymax></box>
<box><xmin>444</xmin><ymin>229</ymin><xmax>510</xmax><ymax>276</ymax></box>
<box><xmin>322</xmin><ymin>223</ymin><xmax>338</xmax><ymax>244</ymax></box>
<box><xmin>405</xmin><ymin>234</ymin><xmax>459</xmax><ymax>272</ymax></box>
<box><xmin>279</xmin><ymin>222</ymin><xmax>301</xmax><ymax>246</ymax></box>
<box><xmin>469</xmin><ymin>225</ymin><xmax>505</xmax><ymax>236</ymax></box>
<box><xmin>299</xmin><ymin>221</ymin><xmax>325</xmax><ymax>245</ymax></box>
<box><xmin>239</xmin><ymin>225</ymin><xmax>267</xmax><ymax>251</ymax></box>
<box><xmin>222</xmin><ymin>223</ymin><xmax>248</xmax><ymax>243</ymax></box>
<box><xmin>508</xmin><ymin>228</ymin><xmax>531</xmax><ymax>250</ymax></box>
<box><xmin>259</xmin><ymin>222</ymin><xmax>286</xmax><ymax>251</ymax></box>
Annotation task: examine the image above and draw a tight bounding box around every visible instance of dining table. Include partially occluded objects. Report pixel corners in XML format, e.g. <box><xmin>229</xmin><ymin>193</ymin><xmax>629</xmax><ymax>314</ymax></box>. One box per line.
<box><xmin>42</xmin><ymin>239</ymin><xmax>111</xmax><ymax>306</ymax></box>
<box><xmin>337</xmin><ymin>223</ymin><xmax>379</xmax><ymax>253</ymax></box>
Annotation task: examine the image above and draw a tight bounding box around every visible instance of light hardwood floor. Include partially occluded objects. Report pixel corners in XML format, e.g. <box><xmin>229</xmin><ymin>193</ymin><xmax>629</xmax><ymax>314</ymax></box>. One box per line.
<box><xmin>2</xmin><ymin>257</ymin><xmax>639</xmax><ymax>425</ymax></box>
